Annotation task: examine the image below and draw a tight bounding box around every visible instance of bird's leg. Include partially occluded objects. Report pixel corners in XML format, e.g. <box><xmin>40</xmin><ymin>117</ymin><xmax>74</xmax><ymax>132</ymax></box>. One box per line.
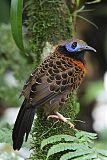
<box><xmin>47</xmin><ymin>114</ymin><xmax>60</xmax><ymax>120</ymax></box>
<box><xmin>47</xmin><ymin>112</ymin><xmax>74</xmax><ymax>128</ymax></box>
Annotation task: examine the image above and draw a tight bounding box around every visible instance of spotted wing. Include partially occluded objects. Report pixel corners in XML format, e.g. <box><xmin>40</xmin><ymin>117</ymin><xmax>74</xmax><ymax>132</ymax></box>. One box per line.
<box><xmin>21</xmin><ymin>54</ymin><xmax>85</xmax><ymax>108</ymax></box>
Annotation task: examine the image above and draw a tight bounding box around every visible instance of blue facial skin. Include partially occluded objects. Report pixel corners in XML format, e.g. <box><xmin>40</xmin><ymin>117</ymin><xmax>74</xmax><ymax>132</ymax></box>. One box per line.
<box><xmin>65</xmin><ymin>42</ymin><xmax>81</xmax><ymax>53</ymax></box>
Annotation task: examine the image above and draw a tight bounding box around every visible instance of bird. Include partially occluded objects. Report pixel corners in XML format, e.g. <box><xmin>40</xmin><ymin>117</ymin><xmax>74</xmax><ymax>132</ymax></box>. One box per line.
<box><xmin>12</xmin><ymin>38</ymin><xmax>96</xmax><ymax>150</ymax></box>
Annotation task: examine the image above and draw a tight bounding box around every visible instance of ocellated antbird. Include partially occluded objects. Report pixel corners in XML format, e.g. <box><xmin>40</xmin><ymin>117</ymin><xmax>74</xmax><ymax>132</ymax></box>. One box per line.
<box><xmin>12</xmin><ymin>38</ymin><xmax>96</xmax><ymax>150</ymax></box>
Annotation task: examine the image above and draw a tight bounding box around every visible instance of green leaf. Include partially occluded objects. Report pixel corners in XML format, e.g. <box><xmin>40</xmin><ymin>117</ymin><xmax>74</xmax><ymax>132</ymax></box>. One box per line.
<box><xmin>46</xmin><ymin>143</ymin><xmax>87</xmax><ymax>159</ymax></box>
<box><xmin>97</xmin><ymin>149</ymin><xmax>107</xmax><ymax>157</ymax></box>
<box><xmin>41</xmin><ymin>130</ymin><xmax>107</xmax><ymax>160</ymax></box>
<box><xmin>71</xmin><ymin>153</ymin><xmax>97</xmax><ymax>160</ymax></box>
<box><xmin>76</xmin><ymin>0</ymin><xmax>80</xmax><ymax>7</ymax></box>
<box><xmin>76</xmin><ymin>131</ymin><xmax>97</xmax><ymax>139</ymax></box>
<box><xmin>60</xmin><ymin>149</ymin><xmax>93</xmax><ymax>160</ymax></box>
<box><xmin>75</xmin><ymin>131</ymin><xmax>97</xmax><ymax>145</ymax></box>
<box><xmin>10</xmin><ymin>0</ymin><xmax>24</xmax><ymax>51</ymax></box>
<box><xmin>98</xmin><ymin>155</ymin><xmax>107</xmax><ymax>160</ymax></box>
<box><xmin>41</xmin><ymin>134</ymin><xmax>76</xmax><ymax>149</ymax></box>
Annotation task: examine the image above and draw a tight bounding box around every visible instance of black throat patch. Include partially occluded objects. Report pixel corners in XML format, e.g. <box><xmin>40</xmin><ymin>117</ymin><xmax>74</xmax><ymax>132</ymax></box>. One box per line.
<box><xmin>57</xmin><ymin>45</ymin><xmax>85</xmax><ymax>63</ymax></box>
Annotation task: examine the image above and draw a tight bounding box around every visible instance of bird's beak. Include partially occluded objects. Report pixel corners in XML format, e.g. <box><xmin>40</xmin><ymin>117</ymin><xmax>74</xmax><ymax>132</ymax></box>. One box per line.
<box><xmin>85</xmin><ymin>45</ymin><xmax>96</xmax><ymax>53</ymax></box>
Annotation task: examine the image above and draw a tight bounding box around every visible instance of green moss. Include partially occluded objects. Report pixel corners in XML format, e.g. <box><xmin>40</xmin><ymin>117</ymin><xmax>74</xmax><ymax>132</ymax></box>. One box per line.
<box><xmin>26</xmin><ymin>1</ymin><xmax>78</xmax><ymax>159</ymax></box>
<box><xmin>26</xmin><ymin>0</ymin><xmax>73</xmax><ymax>64</ymax></box>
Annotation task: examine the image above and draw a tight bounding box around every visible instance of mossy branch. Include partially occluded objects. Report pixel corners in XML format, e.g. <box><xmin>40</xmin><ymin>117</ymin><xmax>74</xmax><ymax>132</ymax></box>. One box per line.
<box><xmin>24</xmin><ymin>0</ymin><xmax>102</xmax><ymax>160</ymax></box>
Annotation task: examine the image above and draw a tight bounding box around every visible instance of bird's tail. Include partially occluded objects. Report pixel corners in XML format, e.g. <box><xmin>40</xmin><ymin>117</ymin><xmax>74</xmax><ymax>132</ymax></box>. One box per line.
<box><xmin>12</xmin><ymin>99</ymin><xmax>35</xmax><ymax>150</ymax></box>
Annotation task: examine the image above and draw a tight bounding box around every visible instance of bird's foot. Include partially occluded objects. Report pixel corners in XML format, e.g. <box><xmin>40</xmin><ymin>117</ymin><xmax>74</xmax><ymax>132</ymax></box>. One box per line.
<box><xmin>47</xmin><ymin>112</ymin><xmax>74</xmax><ymax>128</ymax></box>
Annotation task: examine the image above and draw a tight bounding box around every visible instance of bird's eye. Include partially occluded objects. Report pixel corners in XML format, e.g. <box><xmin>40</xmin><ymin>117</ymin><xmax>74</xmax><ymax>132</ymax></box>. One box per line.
<box><xmin>64</xmin><ymin>41</ymin><xmax>79</xmax><ymax>53</ymax></box>
<box><xmin>71</xmin><ymin>42</ymin><xmax>77</xmax><ymax>49</ymax></box>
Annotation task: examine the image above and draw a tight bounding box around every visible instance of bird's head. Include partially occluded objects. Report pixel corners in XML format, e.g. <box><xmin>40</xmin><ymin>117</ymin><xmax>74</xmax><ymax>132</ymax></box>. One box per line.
<box><xmin>58</xmin><ymin>39</ymin><xmax>96</xmax><ymax>62</ymax></box>
<box><xmin>65</xmin><ymin>39</ymin><xmax>96</xmax><ymax>53</ymax></box>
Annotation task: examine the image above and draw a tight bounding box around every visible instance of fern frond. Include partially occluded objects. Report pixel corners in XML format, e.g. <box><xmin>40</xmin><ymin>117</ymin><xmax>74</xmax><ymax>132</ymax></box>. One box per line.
<box><xmin>41</xmin><ymin>134</ymin><xmax>76</xmax><ymax>149</ymax></box>
<box><xmin>59</xmin><ymin>149</ymin><xmax>93</xmax><ymax>160</ymax></box>
<box><xmin>76</xmin><ymin>131</ymin><xmax>97</xmax><ymax>143</ymax></box>
<box><xmin>75</xmin><ymin>131</ymin><xmax>97</xmax><ymax>146</ymax></box>
<box><xmin>80</xmin><ymin>131</ymin><xmax>97</xmax><ymax>137</ymax></box>
<box><xmin>97</xmin><ymin>149</ymin><xmax>107</xmax><ymax>157</ymax></box>
<box><xmin>46</xmin><ymin>143</ymin><xmax>76</xmax><ymax>159</ymax></box>
<box><xmin>41</xmin><ymin>131</ymin><xmax>107</xmax><ymax>160</ymax></box>
<box><xmin>98</xmin><ymin>155</ymin><xmax>107</xmax><ymax>160</ymax></box>
<box><xmin>46</xmin><ymin>143</ymin><xmax>89</xmax><ymax>159</ymax></box>
<box><xmin>70</xmin><ymin>153</ymin><xmax>97</xmax><ymax>160</ymax></box>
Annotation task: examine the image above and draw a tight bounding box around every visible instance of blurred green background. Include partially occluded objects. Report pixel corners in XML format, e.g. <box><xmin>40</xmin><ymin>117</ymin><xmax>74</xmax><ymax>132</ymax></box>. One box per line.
<box><xmin>0</xmin><ymin>0</ymin><xmax>107</xmax><ymax>159</ymax></box>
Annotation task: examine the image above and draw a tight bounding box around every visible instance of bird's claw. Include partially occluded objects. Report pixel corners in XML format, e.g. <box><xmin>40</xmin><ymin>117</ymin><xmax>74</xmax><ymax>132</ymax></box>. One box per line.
<box><xmin>47</xmin><ymin>112</ymin><xmax>74</xmax><ymax>128</ymax></box>
<box><xmin>67</xmin><ymin>121</ymin><xmax>75</xmax><ymax>128</ymax></box>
